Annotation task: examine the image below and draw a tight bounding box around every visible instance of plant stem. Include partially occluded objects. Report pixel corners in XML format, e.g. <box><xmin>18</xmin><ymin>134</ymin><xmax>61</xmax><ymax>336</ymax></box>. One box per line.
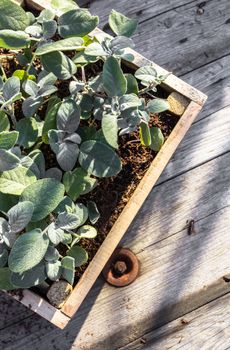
<box><xmin>26</xmin><ymin>53</ymin><xmax>36</xmax><ymax>75</ymax></box>
<box><xmin>0</xmin><ymin>64</ymin><xmax>7</xmax><ymax>81</ymax></box>
<box><xmin>81</xmin><ymin>66</ymin><xmax>86</xmax><ymax>83</ymax></box>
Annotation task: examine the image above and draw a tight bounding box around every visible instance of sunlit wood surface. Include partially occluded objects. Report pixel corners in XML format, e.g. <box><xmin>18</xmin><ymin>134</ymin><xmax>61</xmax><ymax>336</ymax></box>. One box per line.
<box><xmin>1</xmin><ymin>0</ymin><xmax>230</xmax><ymax>349</ymax></box>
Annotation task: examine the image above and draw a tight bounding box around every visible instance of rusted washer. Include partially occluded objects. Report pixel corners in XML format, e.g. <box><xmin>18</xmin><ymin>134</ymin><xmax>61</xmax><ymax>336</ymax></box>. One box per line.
<box><xmin>102</xmin><ymin>248</ymin><xmax>140</xmax><ymax>287</ymax></box>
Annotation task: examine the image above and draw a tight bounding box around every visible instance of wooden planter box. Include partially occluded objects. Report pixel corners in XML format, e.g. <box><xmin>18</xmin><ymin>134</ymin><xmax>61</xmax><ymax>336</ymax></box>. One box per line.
<box><xmin>5</xmin><ymin>0</ymin><xmax>207</xmax><ymax>329</ymax></box>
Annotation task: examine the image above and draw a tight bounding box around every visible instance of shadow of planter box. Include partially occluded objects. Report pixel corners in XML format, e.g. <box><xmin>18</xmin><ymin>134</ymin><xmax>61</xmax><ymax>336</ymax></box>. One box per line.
<box><xmin>5</xmin><ymin>0</ymin><xmax>207</xmax><ymax>329</ymax></box>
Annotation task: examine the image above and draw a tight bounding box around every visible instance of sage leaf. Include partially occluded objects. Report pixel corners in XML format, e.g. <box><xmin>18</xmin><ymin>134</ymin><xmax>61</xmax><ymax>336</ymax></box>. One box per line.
<box><xmin>56</xmin><ymin>141</ymin><xmax>80</xmax><ymax>172</ymax></box>
<box><xmin>77</xmin><ymin>225</ymin><xmax>97</xmax><ymax>239</ymax></box>
<box><xmin>21</xmin><ymin>178</ymin><xmax>65</xmax><ymax>221</ymax></box>
<box><xmin>149</xmin><ymin>127</ymin><xmax>165</xmax><ymax>151</ymax></box>
<box><xmin>0</xmin><ymin>111</ymin><xmax>10</xmax><ymax>131</ymax></box>
<box><xmin>67</xmin><ymin>245</ymin><xmax>88</xmax><ymax>267</ymax></box>
<box><xmin>103</xmin><ymin>57</ymin><xmax>127</xmax><ymax>97</ymax></box>
<box><xmin>58</xmin><ymin>9</ymin><xmax>99</xmax><ymax>37</ymax></box>
<box><xmin>63</xmin><ymin>167</ymin><xmax>98</xmax><ymax>201</ymax></box>
<box><xmin>22</xmin><ymin>96</ymin><xmax>43</xmax><ymax>117</ymax></box>
<box><xmin>41</xmin><ymin>51</ymin><xmax>77</xmax><ymax>80</ymax></box>
<box><xmin>56</xmin><ymin>212</ymin><xmax>80</xmax><ymax>230</ymax></box>
<box><xmin>10</xmin><ymin>262</ymin><xmax>47</xmax><ymax>288</ymax></box>
<box><xmin>29</xmin><ymin>150</ymin><xmax>46</xmax><ymax>179</ymax></box>
<box><xmin>43</xmin><ymin>20</ymin><xmax>57</xmax><ymax>40</ymax></box>
<box><xmin>36</xmin><ymin>37</ymin><xmax>84</xmax><ymax>55</ymax></box>
<box><xmin>0</xmin><ymin>249</ymin><xmax>8</xmax><ymax>268</ymax></box>
<box><xmin>16</xmin><ymin>117</ymin><xmax>38</xmax><ymax>148</ymax></box>
<box><xmin>45</xmin><ymin>245</ymin><xmax>60</xmax><ymax>262</ymax></box>
<box><xmin>51</xmin><ymin>0</ymin><xmax>79</xmax><ymax>13</ymax></box>
<box><xmin>135</xmin><ymin>66</ymin><xmax>158</xmax><ymax>85</ymax></box>
<box><xmin>79</xmin><ymin>140</ymin><xmax>122</xmax><ymax>177</ymax></box>
<box><xmin>84</xmin><ymin>42</ymin><xmax>108</xmax><ymax>57</ymax></box>
<box><xmin>0</xmin><ymin>0</ymin><xmax>29</xmax><ymax>31</ymax></box>
<box><xmin>46</xmin><ymin>260</ymin><xmax>62</xmax><ymax>281</ymax></box>
<box><xmin>0</xmin><ymin>268</ymin><xmax>17</xmax><ymax>290</ymax></box>
<box><xmin>61</xmin><ymin>256</ymin><xmax>75</xmax><ymax>285</ymax></box>
<box><xmin>0</xmin><ymin>150</ymin><xmax>20</xmax><ymax>172</ymax></box>
<box><xmin>73</xmin><ymin>203</ymin><xmax>88</xmax><ymax>227</ymax></box>
<box><xmin>0</xmin><ymin>193</ymin><xmax>18</xmax><ymax>213</ymax></box>
<box><xmin>140</xmin><ymin>122</ymin><xmax>151</xmax><ymax>147</ymax></box>
<box><xmin>45</xmin><ymin>167</ymin><xmax>62</xmax><ymax>181</ymax></box>
<box><xmin>147</xmin><ymin>99</ymin><xmax>170</xmax><ymax>113</ymax></box>
<box><xmin>8</xmin><ymin>229</ymin><xmax>49</xmax><ymax>273</ymax></box>
<box><xmin>87</xmin><ymin>201</ymin><xmax>100</xmax><ymax>224</ymax></box>
<box><xmin>0</xmin><ymin>30</ymin><xmax>30</xmax><ymax>49</ymax></box>
<box><xmin>8</xmin><ymin>201</ymin><xmax>34</xmax><ymax>234</ymax></box>
<box><xmin>102</xmin><ymin>114</ymin><xmax>118</xmax><ymax>149</ymax></box>
<box><xmin>3</xmin><ymin>76</ymin><xmax>20</xmax><ymax>101</ymax></box>
<box><xmin>125</xmin><ymin>74</ymin><xmax>139</xmax><ymax>95</ymax></box>
<box><xmin>0</xmin><ymin>131</ymin><xmax>19</xmax><ymax>150</ymax></box>
<box><xmin>0</xmin><ymin>166</ymin><xmax>36</xmax><ymax>195</ymax></box>
<box><xmin>42</xmin><ymin>98</ymin><xmax>61</xmax><ymax>144</ymax></box>
<box><xmin>57</xmin><ymin>98</ymin><xmax>80</xmax><ymax>132</ymax></box>
<box><xmin>109</xmin><ymin>36</ymin><xmax>134</xmax><ymax>53</ymax></box>
<box><xmin>119</xmin><ymin>94</ymin><xmax>142</xmax><ymax>111</ymax></box>
<box><xmin>109</xmin><ymin>10</ymin><xmax>138</xmax><ymax>37</ymax></box>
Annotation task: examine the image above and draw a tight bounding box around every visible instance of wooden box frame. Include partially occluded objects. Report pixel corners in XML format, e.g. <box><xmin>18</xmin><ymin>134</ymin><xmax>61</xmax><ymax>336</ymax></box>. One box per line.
<box><xmin>5</xmin><ymin>0</ymin><xmax>207</xmax><ymax>329</ymax></box>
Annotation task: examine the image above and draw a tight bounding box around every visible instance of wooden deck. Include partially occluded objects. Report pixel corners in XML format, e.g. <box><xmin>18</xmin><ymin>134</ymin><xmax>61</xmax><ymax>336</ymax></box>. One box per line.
<box><xmin>1</xmin><ymin>0</ymin><xmax>230</xmax><ymax>348</ymax></box>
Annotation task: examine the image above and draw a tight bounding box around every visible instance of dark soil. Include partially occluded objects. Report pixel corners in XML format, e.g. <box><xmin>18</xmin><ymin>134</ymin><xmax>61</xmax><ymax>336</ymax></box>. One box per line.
<box><xmin>1</xmin><ymin>50</ymin><xmax>178</xmax><ymax>286</ymax></box>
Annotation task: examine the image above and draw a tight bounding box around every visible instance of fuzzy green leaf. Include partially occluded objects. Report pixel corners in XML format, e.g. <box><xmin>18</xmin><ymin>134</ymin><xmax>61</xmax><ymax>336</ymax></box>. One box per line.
<box><xmin>0</xmin><ymin>131</ymin><xmax>19</xmax><ymax>150</ymax></box>
<box><xmin>8</xmin><ymin>229</ymin><xmax>49</xmax><ymax>273</ymax></box>
<box><xmin>77</xmin><ymin>225</ymin><xmax>97</xmax><ymax>239</ymax></box>
<box><xmin>109</xmin><ymin>10</ymin><xmax>138</xmax><ymax>37</ymax></box>
<box><xmin>87</xmin><ymin>201</ymin><xmax>100</xmax><ymax>224</ymax></box>
<box><xmin>46</xmin><ymin>260</ymin><xmax>62</xmax><ymax>281</ymax></box>
<box><xmin>42</xmin><ymin>98</ymin><xmax>61</xmax><ymax>144</ymax></box>
<box><xmin>135</xmin><ymin>66</ymin><xmax>158</xmax><ymax>85</ymax></box>
<box><xmin>103</xmin><ymin>57</ymin><xmax>127</xmax><ymax>97</ymax></box>
<box><xmin>41</xmin><ymin>51</ymin><xmax>77</xmax><ymax>80</ymax></box>
<box><xmin>67</xmin><ymin>245</ymin><xmax>88</xmax><ymax>267</ymax></box>
<box><xmin>0</xmin><ymin>268</ymin><xmax>17</xmax><ymax>290</ymax></box>
<box><xmin>149</xmin><ymin>127</ymin><xmax>165</xmax><ymax>151</ymax></box>
<box><xmin>0</xmin><ymin>111</ymin><xmax>10</xmax><ymax>132</ymax></box>
<box><xmin>147</xmin><ymin>99</ymin><xmax>170</xmax><ymax>113</ymax></box>
<box><xmin>0</xmin><ymin>166</ymin><xmax>36</xmax><ymax>195</ymax></box>
<box><xmin>0</xmin><ymin>30</ymin><xmax>30</xmax><ymax>49</ymax></box>
<box><xmin>58</xmin><ymin>9</ymin><xmax>99</xmax><ymax>37</ymax></box>
<box><xmin>79</xmin><ymin>140</ymin><xmax>122</xmax><ymax>178</ymax></box>
<box><xmin>16</xmin><ymin>117</ymin><xmax>38</xmax><ymax>148</ymax></box>
<box><xmin>0</xmin><ymin>150</ymin><xmax>20</xmax><ymax>172</ymax></box>
<box><xmin>0</xmin><ymin>0</ymin><xmax>29</xmax><ymax>31</ymax></box>
<box><xmin>8</xmin><ymin>201</ymin><xmax>34</xmax><ymax>234</ymax></box>
<box><xmin>63</xmin><ymin>167</ymin><xmax>97</xmax><ymax>201</ymax></box>
<box><xmin>102</xmin><ymin>114</ymin><xmax>118</xmax><ymax>149</ymax></box>
<box><xmin>21</xmin><ymin>178</ymin><xmax>65</xmax><ymax>221</ymax></box>
<box><xmin>10</xmin><ymin>262</ymin><xmax>47</xmax><ymax>288</ymax></box>
<box><xmin>125</xmin><ymin>74</ymin><xmax>139</xmax><ymax>95</ymax></box>
<box><xmin>36</xmin><ymin>37</ymin><xmax>84</xmax><ymax>55</ymax></box>
<box><xmin>140</xmin><ymin>122</ymin><xmax>151</xmax><ymax>146</ymax></box>
<box><xmin>61</xmin><ymin>256</ymin><xmax>75</xmax><ymax>285</ymax></box>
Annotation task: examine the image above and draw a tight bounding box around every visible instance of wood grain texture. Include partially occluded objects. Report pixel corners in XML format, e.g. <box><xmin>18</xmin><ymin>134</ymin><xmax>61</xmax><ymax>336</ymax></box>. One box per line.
<box><xmin>89</xmin><ymin>0</ymin><xmax>230</xmax><ymax>76</ymax></box>
<box><xmin>182</xmin><ymin>54</ymin><xmax>230</xmax><ymax>122</ymax></box>
<box><xmin>157</xmin><ymin>105</ymin><xmax>230</xmax><ymax>183</ymax></box>
<box><xmin>1</xmin><ymin>150</ymin><xmax>230</xmax><ymax>349</ymax></box>
<box><xmin>119</xmin><ymin>292</ymin><xmax>230</xmax><ymax>350</ymax></box>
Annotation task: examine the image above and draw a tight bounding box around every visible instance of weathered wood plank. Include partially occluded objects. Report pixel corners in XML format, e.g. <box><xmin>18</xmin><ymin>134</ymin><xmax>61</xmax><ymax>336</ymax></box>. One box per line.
<box><xmin>122</xmin><ymin>150</ymin><xmax>230</xmax><ymax>251</ymax></box>
<box><xmin>0</xmin><ymin>293</ymin><xmax>34</xmax><ymax>329</ymax></box>
<box><xmin>183</xmin><ymin>54</ymin><xmax>230</xmax><ymax>122</ymax></box>
<box><xmin>88</xmin><ymin>0</ymin><xmax>196</xmax><ymax>25</ymax></box>
<box><xmin>119</xmin><ymin>292</ymin><xmax>230</xmax><ymax>350</ymax></box>
<box><xmin>157</xmin><ymin>105</ymin><xmax>230</xmax><ymax>183</ymax></box>
<box><xmin>90</xmin><ymin>0</ymin><xmax>230</xmax><ymax>76</ymax></box>
<box><xmin>1</xmin><ymin>151</ymin><xmax>230</xmax><ymax>349</ymax></box>
<box><xmin>1</xmin><ymin>206</ymin><xmax>230</xmax><ymax>349</ymax></box>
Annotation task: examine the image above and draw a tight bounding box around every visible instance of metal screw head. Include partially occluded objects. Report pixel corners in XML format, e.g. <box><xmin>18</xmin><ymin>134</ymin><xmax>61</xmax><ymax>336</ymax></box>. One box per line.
<box><xmin>102</xmin><ymin>248</ymin><xmax>140</xmax><ymax>287</ymax></box>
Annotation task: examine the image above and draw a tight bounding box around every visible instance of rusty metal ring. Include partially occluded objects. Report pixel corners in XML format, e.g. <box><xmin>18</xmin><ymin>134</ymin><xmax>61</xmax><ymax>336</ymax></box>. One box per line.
<box><xmin>102</xmin><ymin>248</ymin><xmax>140</xmax><ymax>287</ymax></box>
